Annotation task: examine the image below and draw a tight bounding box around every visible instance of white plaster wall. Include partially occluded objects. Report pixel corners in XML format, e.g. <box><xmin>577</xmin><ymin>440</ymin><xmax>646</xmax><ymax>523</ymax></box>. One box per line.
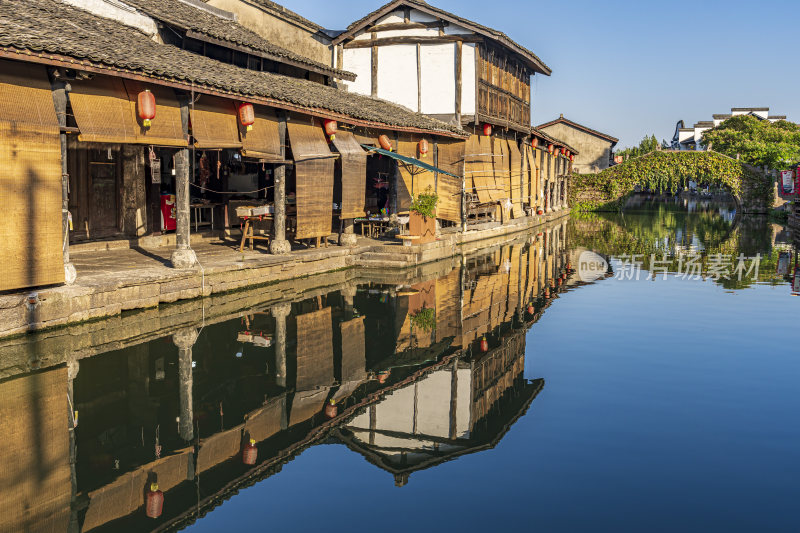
<box><xmin>461</xmin><ymin>43</ymin><xmax>476</xmax><ymax>115</ymax></box>
<box><xmin>416</xmin><ymin>370</ymin><xmax>453</xmax><ymax>438</ymax></box>
<box><xmin>409</xmin><ymin>8</ymin><xmax>438</xmax><ymax>23</ymax></box>
<box><xmin>377</xmin><ymin>44</ymin><xmax>419</xmax><ymax>111</ymax></box>
<box><xmin>342</xmin><ymin>47</ymin><xmax>372</xmax><ymax>96</ymax></box>
<box><xmin>420</xmin><ymin>43</ymin><xmax>456</xmax><ymax>115</ymax></box>
<box><xmin>377</xmin><ymin>11</ymin><xmax>405</xmax><ymax>25</ymax></box>
<box><xmin>456</xmin><ymin>369</ymin><xmax>472</xmax><ymax>437</ymax></box>
<box><xmin>444</xmin><ymin>22</ymin><xmax>472</xmax><ymax>36</ymax></box>
<box><xmin>66</xmin><ymin>0</ymin><xmax>159</xmax><ymax>37</ymax></box>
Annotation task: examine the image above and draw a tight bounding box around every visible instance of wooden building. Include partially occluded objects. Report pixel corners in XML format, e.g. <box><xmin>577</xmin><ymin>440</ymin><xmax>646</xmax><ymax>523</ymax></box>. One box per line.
<box><xmin>0</xmin><ymin>0</ymin><xmax>465</xmax><ymax>292</ymax></box>
<box><xmin>536</xmin><ymin>115</ymin><xmax>618</xmax><ymax>174</ymax></box>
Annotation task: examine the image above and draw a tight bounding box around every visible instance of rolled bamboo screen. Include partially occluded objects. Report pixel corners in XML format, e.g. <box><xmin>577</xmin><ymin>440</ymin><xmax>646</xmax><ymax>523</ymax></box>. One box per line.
<box><xmin>0</xmin><ymin>60</ymin><xmax>64</xmax><ymax>291</ymax></box>
<box><xmin>69</xmin><ymin>75</ymin><xmax>137</xmax><ymax>144</ymax></box>
<box><xmin>123</xmin><ymin>80</ymin><xmax>186</xmax><ymax>147</ymax></box>
<box><xmin>331</xmin><ymin>131</ymin><xmax>367</xmax><ymax>219</ymax></box>
<box><xmin>397</xmin><ymin>136</ymin><xmax>435</xmax><ymax>211</ymax></box>
<box><xmin>295</xmin><ymin>307</ymin><xmax>333</xmax><ymax>391</ymax></box>
<box><xmin>287</xmin><ymin>119</ymin><xmax>334</xmax><ymax>239</ymax></box>
<box><xmin>240</xmin><ymin>105</ymin><xmax>282</xmax><ymax>160</ymax></box>
<box><xmin>340</xmin><ymin>316</ymin><xmax>366</xmax><ymax>383</ymax></box>
<box><xmin>507</xmin><ymin>139</ymin><xmax>523</xmax><ymax>218</ymax></box>
<box><xmin>190</xmin><ymin>95</ymin><xmax>241</xmax><ymax>149</ymax></box>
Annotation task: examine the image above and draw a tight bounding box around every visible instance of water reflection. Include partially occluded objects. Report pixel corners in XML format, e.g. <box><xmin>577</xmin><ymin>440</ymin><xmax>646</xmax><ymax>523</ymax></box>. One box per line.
<box><xmin>0</xmin><ymin>221</ymin><xmax>572</xmax><ymax>533</ymax></box>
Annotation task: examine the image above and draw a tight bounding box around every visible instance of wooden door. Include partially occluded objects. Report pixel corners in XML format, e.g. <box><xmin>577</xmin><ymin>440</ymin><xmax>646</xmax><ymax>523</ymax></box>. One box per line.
<box><xmin>87</xmin><ymin>147</ymin><xmax>120</xmax><ymax>238</ymax></box>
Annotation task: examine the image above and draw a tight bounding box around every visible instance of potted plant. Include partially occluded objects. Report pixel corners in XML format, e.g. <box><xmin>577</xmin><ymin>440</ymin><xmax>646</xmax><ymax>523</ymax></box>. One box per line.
<box><xmin>409</xmin><ymin>187</ymin><xmax>438</xmax><ymax>244</ymax></box>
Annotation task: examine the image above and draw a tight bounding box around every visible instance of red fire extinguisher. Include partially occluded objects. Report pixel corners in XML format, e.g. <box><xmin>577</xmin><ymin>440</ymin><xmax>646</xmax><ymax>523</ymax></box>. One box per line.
<box><xmin>146</xmin><ymin>483</ymin><xmax>164</xmax><ymax>519</ymax></box>
<box><xmin>480</xmin><ymin>336</ymin><xmax>489</xmax><ymax>352</ymax></box>
<box><xmin>242</xmin><ymin>438</ymin><xmax>257</xmax><ymax>466</ymax></box>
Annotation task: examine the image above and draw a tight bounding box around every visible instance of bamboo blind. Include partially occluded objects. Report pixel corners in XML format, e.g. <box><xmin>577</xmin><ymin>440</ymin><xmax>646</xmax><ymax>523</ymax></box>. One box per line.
<box><xmin>0</xmin><ymin>367</ymin><xmax>71</xmax><ymax>532</ymax></box>
<box><xmin>287</xmin><ymin>119</ymin><xmax>334</xmax><ymax>239</ymax></box>
<box><xmin>332</xmin><ymin>131</ymin><xmax>367</xmax><ymax>219</ymax></box>
<box><xmin>240</xmin><ymin>104</ymin><xmax>282</xmax><ymax>160</ymax></box>
<box><xmin>244</xmin><ymin>396</ymin><xmax>285</xmax><ymax>442</ymax></box>
<box><xmin>190</xmin><ymin>95</ymin><xmax>241</xmax><ymax>149</ymax></box>
<box><xmin>397</xmin><ymin>136</ymin><xmax>435</xmax><ymax>212</ymax></box>
<box><xmin>521</xmin><ymin>144</ymin><xmax>530</xmax><ymax>205</ymax></box>
<box><xmin>123</xmin><ymin>80</ymin><xmax>186</xmax><ymax>147</ymax></box>
<box><xmin>340</xmin><ymin>316</ymin><xmax>367</xmax><ymax>382</ymax></box>
<box><xmin>0</xmin><ymin>60</ymin><xmax>65</xmax><ymax>291</ymax></box>
<box><xmin>69</xmin><ymin>75</ymin><xmax>138</xmax><ymax>144</ymax></box>
<box><xmin>485</xmin><ymin>136</ymin><xmax>503</xmax><ymax>201</ymax></box>
<box><xmin>435</xmin><ymin>268</ymin><xmax>461</xmax><ymax>344</ymax></box>
<box><xmin>529</xmin><ymin>148</ymin><xmax>540</xmax><ymax>208</ymax></box>
<box><xmin>464</xmin><ymin>134</ymin><xmax>494</xmax><ymax>204</ymax></box>
<box><xmin>436</xmin><ymin>139</ymin><xmax>465</xmax><ymax>223</ymax></box>
<box><xmin>290</xmin><ymin>389</ymin><xmax>328</xmax><ymax>426</ymax></box>
<box><xmin>295</xmin><ymin>307</ymin><xmax>333</xmax><ymax>391</ymax></box>
<box><xmin>508</xmin><ymin>139</ymin><xmax>523</xmax><ymax>218</ymax></box>
<box><xmin>494</xmin><ymin>138</ymin><xmax>511</xmax><ymax>201</ymax></box>
<box><xmin>196</xmin><ymin>425</ymin><xmax>244</xmax><ymax>473</ymax></box>
<box><xmin>83</xmin><ymin>470</ymin><xmax>147</xmax><ymax>531</ymax></box>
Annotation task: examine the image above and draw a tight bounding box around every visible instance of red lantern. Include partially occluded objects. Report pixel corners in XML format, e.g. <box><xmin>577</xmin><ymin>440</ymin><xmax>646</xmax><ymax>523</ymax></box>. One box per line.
<box><xmin>544</xmin><ymin>288</ymin><xmax>550</xmax><ymax>299</ymax></box>
<box><xmin>527</xmin><ymin>304</ymin><xmax>535</xmax><ymax>314</ymax></box>
<box><xmin>480</xmin><ymin>336</ymin><xmax>489</xmax><ymax>353</ymax></box>
<box><xmin>238</xmin><ymin>103</ymin><xmax>255</xmax><ymax>132</ymax></box>
<box><xmin>242</xmin><ymin>438</ymin><xmax>257</xmax><ymax>465</ymax></box>
<box><xmin>323</xmin><ymin>119</ymin><xmax>337</xmax><ymax>140</ymax></box>
<box><xmin>137</xmin><ymin>90</ymin><xmax>156</xmax><ymax>128</ymax></box>
<box><xmin>483</xmin><ymin>123</ymin><xmax>492</xmax><ymax>136</ymax></box>
<box><xmin>537</xmin><ymin>209</ymin><xmax>543</xmax><ymax>215</ymax></box>
<box><xmin>570</xmin><ymin>154</ymin><xmax>574</xmax><ymax>162</ymax></box>
<box><xmin>558</xmin><ymin>278</ymin><xmax>563</xmax><ymax>286</ymax></box>
<box><xmin>531</xmin><ymin>137</ymin><xmax>539</xmax><ymax>149</ymax></box>
<box><xmin>325</xmin><ymin>399</ymin><xmax>338</xmax><ymax>419</ymax></box>
<box><xmin>560</xmin><ymin>147</ymin><xmax>566</xmax><ymax>156</ymax></box>
<box><xmin>547</xmin><ymin>144</ymin><xmax>554</xmax><ymax>154</ymax></box>
<box><xmin>378</xmin><ymin>134</ymin><xmax>393</xmax><ymax>152</ymax></box>
<box><xmin>565</xmin><ymin>150</ymin><xmax>570</xmax><ymax>158</ymax></box>
<box><xmin>418</xmin><ymin>138</ymin><xmax>429</xmax><ymax>158</ymax></box>
<box><xmin>567</xmin><ymin>263</ymin><xmax>572</xmax><ymax>270</ymax></box>
<box><xmin>146</xmin><ymin>483</ymin><xmax>164</xmax><ymax>519</ymax></box>
<box><xmin>378</xmin><ymin>370</ymin><xmax>391</xmax><ymax>384</ymax></box>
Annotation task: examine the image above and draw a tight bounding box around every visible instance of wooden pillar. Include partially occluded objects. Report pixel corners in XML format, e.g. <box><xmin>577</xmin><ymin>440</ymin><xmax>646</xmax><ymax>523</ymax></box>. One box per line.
<box><xmin>170</xmin><ymin>148</ymin><xmax>197</xmax><ymax>268</ymax></box>
<box><xmin>49</xmin><ymin>75</ymin><xmax>76</xmax><ymax>285</ymax></box>
<box><xmin>270</xmin><ymin>113</ymin><xmax>291</xmax><ymax>254</ymax></box>
<box><xmin>173</xmin><ymin>328</ymin><xmax>198</xmax><ymax>442</ymax></box>
<box><xmin>271</xmin><ymin>303</ymin><xmax>290</xmax><ymax>387</ymax></box>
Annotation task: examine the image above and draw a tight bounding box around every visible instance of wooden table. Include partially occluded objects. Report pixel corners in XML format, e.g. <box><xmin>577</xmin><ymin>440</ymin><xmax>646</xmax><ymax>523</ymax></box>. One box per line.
<box><xmin>356</xmin><ymin>218</ymin><xmax>391</xmax><ymax>238</ymax></box>
<box><xmin>191</xmin><ymin>203</ymin><xmax>218</xmax><ymax>232</ymax></box>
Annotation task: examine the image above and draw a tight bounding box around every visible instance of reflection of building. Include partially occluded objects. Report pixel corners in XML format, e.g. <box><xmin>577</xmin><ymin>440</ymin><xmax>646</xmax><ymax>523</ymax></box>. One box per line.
<box><xmin>338</xmin><ymin>328</ymin><xmax>543</xmax><ymax>486</ymax></box>
<box><xmin>0</xmin><ymin>228</ymin><xmax>573</xmax><ymax>532</ymax></box>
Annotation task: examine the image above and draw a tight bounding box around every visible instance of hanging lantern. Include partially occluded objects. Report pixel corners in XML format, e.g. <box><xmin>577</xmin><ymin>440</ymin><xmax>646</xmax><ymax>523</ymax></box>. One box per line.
<box><xmin>570</xmin><ymin>154</ymin><xmax>574</xmax><ymax>162</ymax></box>
<box><xmin>547</xmin><ymin>144</ymin><xmax>554</xmax><ymax>154</ymax></box>
<box><xmin>558</xmin><ymin>278</ymin><xmax>563</xmax><ymax>286</ymax></box>
<box><xmin>325</xmin><ymin>399</ymin><xmax>338</xmax><ymax>419</ymax></box>
<box><xmin>378</xmin><ymin>370</ymin><xmax>391</xmax><ymax>384</ymax></box>
<box><xmin>418</xmin><ymin>138</ymin><xmax>429</xmax><ymax>158</ymax></box>
<box><xmin>559</xmin><ymin>147</ymin><xmax>566</xmax><ymax>156</ymax></box>
<box><xmin>531</xmin><ymin>137</ymin><xmax>539</xmax><ymax>149</ymax></box>
<box><xmin>323</xmin><ymin>119</ymin><xmax>338</xmax><ymax>140</ymax></box>
<box><xmin>242</xmin><ymin>438</ymin><xmax>258</xmax><ymax>466</ymax></box>
<box><xmin>565</xmin><ymin>150</ymin><xmax>570</xmax><ymax>158</ymax></box>
<box><xmin>238</xmin><ymin>103</ymin><xmax>255</xmax><ymax>132</ymax></box>
<box><xmin>137</xmin><ymin>90</ymin><xmax>156</xmax><ymax>128</ymax></box>
<box><xmin>567</xmin><ymin>263</ymin><xmax>572</xmax><ymax>271</ymax></box>
<box><xmin>537</xmin><ymin>209</ymin><xmax>544</xmax><ymax>215</ymax></box>
<box><xmin>480</xmin><ymin>336</ymin><xmax>489</xmax><ymax>353</ymax></box>
<box><xmin>544</xmin><ymin>288</ymin><xmax>550</xmax><ymax>299</ymax></box>
<box><xmin>483</xmin><ymin>123</ymin><xmax>492</xmax><ymax>136</ymax></box>
<box><xmin>146</xmin><ymin>483</ymin><xmax>164</xmax><ymax>519</ymax></box>
<box><xmin>378</xmin><ymin>134</ymin><xmax>393</xmax><ymax>151</ymax></box>
<box><xmin>527</xmin><ymin>303</ymin><xmax>535</xmax><ymax>314</ymax></box>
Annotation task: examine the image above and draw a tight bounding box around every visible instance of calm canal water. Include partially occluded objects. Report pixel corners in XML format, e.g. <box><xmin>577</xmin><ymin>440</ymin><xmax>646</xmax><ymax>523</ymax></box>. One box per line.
<box><xmin>1</xmin><ymin>196</ymin><xmax>798</xmax><ymax>533</ymax></box>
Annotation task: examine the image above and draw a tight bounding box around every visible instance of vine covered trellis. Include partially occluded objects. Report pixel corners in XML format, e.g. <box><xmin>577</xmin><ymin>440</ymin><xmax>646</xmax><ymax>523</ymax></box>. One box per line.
<box><xmin>570</xmin><ymin>151</ymin><xmax>773</xmax><ymax>212</ymax></box>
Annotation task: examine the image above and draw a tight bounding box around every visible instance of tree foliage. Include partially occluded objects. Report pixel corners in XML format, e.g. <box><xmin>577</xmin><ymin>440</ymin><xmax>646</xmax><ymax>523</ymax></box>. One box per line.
<box><xmin>701</xmin><ymin>116</ymin><xmax>800</xmax><ymax>169</ymax></box>
<box><xmin>615</xmin><ymin>134</ymin><xmax>662</xmax><ymax>159</ymax></box>
<box><xmin>570</xmin><ymin>151</ymin><xmax>771</xmax><ymax>211</ymax></box>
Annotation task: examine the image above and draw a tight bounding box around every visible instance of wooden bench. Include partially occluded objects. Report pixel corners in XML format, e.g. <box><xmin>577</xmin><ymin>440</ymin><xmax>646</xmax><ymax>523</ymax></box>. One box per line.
<box><xmin>396</xmin><ymin>235</ymin><xmax>420</xmax><ymax>247</ymax></box>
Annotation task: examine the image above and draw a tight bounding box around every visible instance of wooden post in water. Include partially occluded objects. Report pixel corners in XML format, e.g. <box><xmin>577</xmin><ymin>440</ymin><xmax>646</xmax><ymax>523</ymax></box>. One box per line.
<box><xmin>272</xmin><ymin>303</ymin><xmax>291</xmax><ymax>388</ymax></box>
<box><xmin>174</xmin><ymin>328</ymin><xmax>198</xmax><ymax>442</ymax></box>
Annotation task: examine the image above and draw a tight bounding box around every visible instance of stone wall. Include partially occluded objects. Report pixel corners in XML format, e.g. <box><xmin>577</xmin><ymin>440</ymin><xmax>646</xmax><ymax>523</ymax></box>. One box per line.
<box><xmin>538</xmin><ymin>123</ymin><xmax>613</xmax><ymax>173</ymax></box>
<box><xmin>207</xmin><ymin>0</ymin><xmax>332</xmax><ymax>67</ymax></box>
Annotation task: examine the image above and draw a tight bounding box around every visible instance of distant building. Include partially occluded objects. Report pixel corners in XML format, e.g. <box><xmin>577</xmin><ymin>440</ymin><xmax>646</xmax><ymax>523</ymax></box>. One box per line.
<box><xmin>536</xmin><ymin>115</ymin><xmax>618</xmax><ymax>173</ymax></box>
<box><xmin>674</xmin><ymin>107</ymin><xmax>788</xmax><ymax>150</ymax></box>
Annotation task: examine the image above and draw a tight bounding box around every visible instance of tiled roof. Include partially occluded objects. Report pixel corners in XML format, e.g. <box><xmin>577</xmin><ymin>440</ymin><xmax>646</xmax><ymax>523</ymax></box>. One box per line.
<box><xmin>0</xmin><ymin>0</ymin><xmax>466</xmax><ymax>136</ymax></box>
<box><xmin>333</xmin><ymin>0</ymin><xmax>551</xmax><ymax>76</ymax></box>
<box><xmin>122</xmin><ymin>0</ymin><xmax>354</xmax><ymax>80</ymax></box>
<box><xmin>536</xmin><ymin>116</ymin><xmax>618</xmax><ymax>144</ymax></box>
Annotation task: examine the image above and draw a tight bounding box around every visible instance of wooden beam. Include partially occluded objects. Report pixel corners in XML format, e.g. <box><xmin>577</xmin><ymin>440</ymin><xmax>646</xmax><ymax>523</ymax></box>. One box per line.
<box><xmin>416</xmin><ymin>42</ymin><xmax>422</xmax><ymax>113</ymax></box>
<box><xmin>344</xmin><ymin>35</ymin><xmax>482</xmax><ymax>49</ymax></box>
<box><xmin>370</xmin><ymin>21</ymin><xmax>449</xmax><ymax>32</ymax></box>
<box><xmin>371</xmin><ymin>32</ymin><xmax>378</xmax><ymax>97</ymax></box>
<box><xmin>455</xmin><ymin>41</ymin><xmax>462</xmax><ymax>123</ymax></box>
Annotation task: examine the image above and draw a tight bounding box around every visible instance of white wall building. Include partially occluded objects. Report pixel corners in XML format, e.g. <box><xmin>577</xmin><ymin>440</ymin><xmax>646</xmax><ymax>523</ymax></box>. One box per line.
<box><xmin>674</xmin><ymin>107</ymin><xmax>788</xmax><ymax>150</ymax></box>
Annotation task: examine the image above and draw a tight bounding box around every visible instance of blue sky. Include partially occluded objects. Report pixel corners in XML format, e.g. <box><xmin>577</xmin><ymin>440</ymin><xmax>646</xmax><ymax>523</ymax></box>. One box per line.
<box><xmin>280</xmin><ymin>0</ymin><xmax>799</xmax><ymax>148</ymax></box>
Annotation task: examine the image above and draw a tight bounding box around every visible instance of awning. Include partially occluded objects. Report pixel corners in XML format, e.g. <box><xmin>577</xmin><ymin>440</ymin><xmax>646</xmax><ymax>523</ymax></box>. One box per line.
<box><xmin>69</xmin><ymin>75</ymin><xmax>138</xmax><ymax>144</ymax></box>
<box><xmin>190</xmin><ymin>95</ymin><xmax>241</xmax><ymax>149</ymax></box>
<box><xmin>360</xmin><ymin>145</ymin><xmax>460</xmax><ymax>178</ymax></box>
<box><xmin>287</xmin><ymin>119</ymin><xmax>334</xmax><ymax>239</ymax></box>
<box><xmin>123</xmin><ymin>80</ymin><xmax>187</xmax><ymax>147</ymax></box>
<box><xmin>241</xmin><ymin>104</ymin><xmax>282</xmax><ymax>161</ymax></box>
<box><xmin>295</xmin><ymin>307</ymin><xmax>334</xmax><ymax>391</ymax></box>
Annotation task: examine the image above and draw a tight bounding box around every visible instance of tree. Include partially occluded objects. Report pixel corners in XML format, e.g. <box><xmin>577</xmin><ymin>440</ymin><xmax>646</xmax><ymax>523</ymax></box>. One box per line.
<box><xmin>614</xmin><ymin>134</ymin><xmax>660</xmax><ymax>160</ymax></box>
<box><xmin>701</xmin><ymin>115</ymin><xmax>800</xmax><ymax>169</ymax></box>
